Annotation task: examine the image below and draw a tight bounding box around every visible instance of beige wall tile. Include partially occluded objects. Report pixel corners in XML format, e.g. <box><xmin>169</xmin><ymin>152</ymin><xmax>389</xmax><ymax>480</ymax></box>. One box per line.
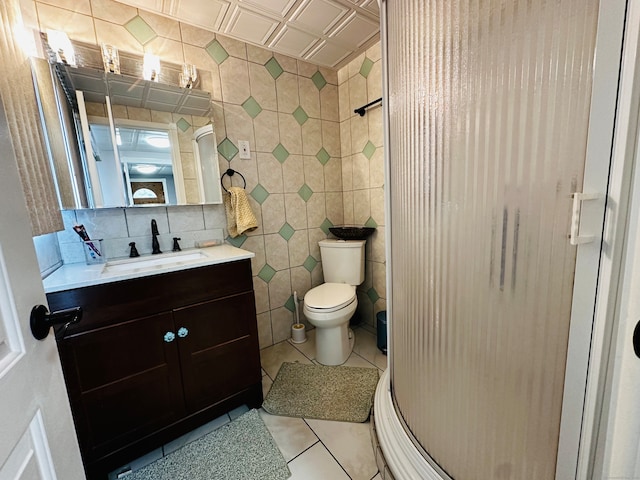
<box><xmin>278</xmin><ymin>113</ymin><xmax>302</xmax><ymax>155</ymax></box>
<box><xmin>179</xmin><ymin>22</ymin><xmax>215</xmax><ymax>47</ymax></box>
<box><xmin>276</xmin><ymin>72</ymin><xmax>299</xmax><ymax>113</ymax></box>
<box><xmin>211</xmin><ymin>102</ymin><xmax>226</xmax><ymax>134</ymax></box>
<box><xmin>353</xmin><ymin>189</ymin><xmax>371</xmax><ymax>224</ymax></box>
<box><xmin>274</xmin><ymin>52</ymin><xmax>297</xmax><ymax>73</ymax></box>
<box><xmin>268</xmin><ymin>270</ymin><xmax>292</xmax><ymax>307</ymax></box>
<box><xmin>338</xmin><ymin>81</ymin><xmax>350</xmax><ymax>122</ymax></box>
<box><xmin>243</xmin><ymin>235</ymin><xmax>266</xmax><ymax>272</ymax></box>
<box><xmin>325</xmin><ymin>191</ymin><xmax>344</xmax><ymax>225</ymax></box>
<box><xmin>372</xmin><ymin>261</ymin><xmax>386</xmax><ymax>299</ymax></box>
<box><xmin>261</xmin><ymin>193</ymin><xmax>286</xmax><ymax>234</ymax></box>
<box><xmin>253</xmin><ymin>109</ymin><xmax>280</xmax><ymax>153</ymax></box>
<box><xmin>367</xmin><ymin>60</ymin><xmax>383</xmax><ymax>101</ymax></box>
<box><xmin>256</xmin><ymin>311</ymin><xmax>273</xmax><ymax>349</ymax></box>
<box><xmin>249</xmin><ymin>62</ymin><xmax>277</xmax><ymax>112</ymax></box>
<box><xmin>38</xmin><ymin>0</ymin><xmax>91</xmax><ymax>15</ymax></box>
<box><xmin>308</xmin><ymin>228</ymin><xmax>326</xmax><ymax>260</ymax></box>
<box><xmin>337</xmin><ymin>65</ymin><xmax>349</xmax><ymax>85</ymax></box>
<box><xmin>215</xmin><ymin>33</ymin><xmax>247</xmax><ymax>60</ymax></box>
<box><xmin>219</xmin><ymin>56</ymin><xmax>250</xmax><ymax>104</ymax></box>
<box><xmin>265</xmin><ymin>234</ymin><xmax>290</xmax><ymax>271</ymax></box>
<box><xmin>297</xmin><ymin>60</ymin><xmax>317</xmax><ymax>78</ymax></box>
<box><xmin>139</xmin><ymin>10</ymin><xmax>181</xmax><ymax>41</ymax></box>
<box><xmin>224</xmin><ymin>103</ymin><xmax>256</xmax><ymax>152</ymax></box>
<box><xmin>350</xmin><ymin>115</ymin><xmax>369</xmax><ymax>154</ymax></box>
<box><xmin>340</xmin><ymin>120</ymin><xmax>352</xmax><ymax>156</ymax></box>
<box><xmin>288</xmin><ymin>231</ymin><xmax>309</xmax><ymax>267</ymax></box>
<box><xmin>306</xmin><ymin>192</ymin><xmax>326</xmax><ymax>228</ymax></box>
<box><xmin>254</xmin><ymin>274</ymin><xmax>270</xmax><ymax>313</ymax></box>
<box><xmin>370</xmin><ymin>187</ymin><xmax>385</xmax><ymax>226</ymax></box>
<box><xmin>290</xmin><ymin>266</ymin><xmax>312</xmax><ymax>300</ymax></box>
<box><xmin>247</xmin><ymin>44</ymin><xmax>272</xmax><ymax>64</ymax></box>
<box><xmin>90</xmin><ymin>0</ymin><xmax>136</xmax><ymax>24</ymax></box>
<box><xmin>370</xmin><ymin>227</ymin><xmax>385</xmax><ymax>263</ymax></box>
<box><xmin>311</xmin><ymin>263</ymin><xmax>324</xmax><ymax>288</ymax></box>
<box><xmin>320</xmin><ymin>84</ymin><xmax>339</xmax><ymax>122</ymax></box>
<box><xmin>284</xmin><ymin>193</ymin><xmax>307</xmax><ymax>230</ymax></box>
<box><xmin>303</xmin><ymin>155</ymin><xmax>324</xmax><ymax>193</ymax></box>
<box><xmin>352</xmin><ymin>153</ymin><xmax>370</xmax><ymax>190</ymax></box>
<box><xmin>319</xmin><ymin>67</ymin><xmax>337</xmax><ymax>85</ymax></box>
<box><xmin>370</xmin><ymin>148</ymin><xmax>384</xmax><ymax>188</ymax></box>
<box><xmin>301</xmin><ymin>118</ymin><xmax>322</xmax><ymax>156</ymax></box>
<box><xmin>367</xmin><ymin>105</ymin><xmax>384</xmax><ymax>147</ymax></box>
<box><xmin>322</xmin><ymin>120</ymin><xmax>340</xmax><ymax>157</ymax></box>
<box><xmin>299</xmin><ymin>77</ymin><xmax>320</xmax><ymax>119</ymax></box>
<box><xmin>341</xmin><ymin>154</ymin><xmax>353</xmax><ymax>191</ymax></box>
<box><xmin>324</xmin><ymin>158</ymin><xmax>343</xmax><ymax>193</ymax></box>
<box><xmin>348</xmin><ymin>52</ymin><xmax>366</xmax><ymax>79</ymax></box>
<box><xmin>144</xmin><ymin>35</ymin><xmax>184</xmax><ymax>64</ymax></box>
<box><xmin>366</xmin><ymin>43</ymin><xmax>381</xmax><ymax>62</ymax></box>
<box><xmin>282</xmin><ymin>156</ymin><xmax>304</xmax><ymax>194</ymax></box>
<box><xmin>342</xmin><ymin>191</ymin><xmax>354</xmax><ymax>224</ymax></box>
<box><xmin>348</xmin><ymin>74</ymin><xmax>367</xmax><ymax>117</ymax></box>
<box><xmin>271</xmin><ymin>307</ymin><xmax>294</xmax><ymax>343</ymax></box>
<box><xmin>257</xmin><ymin>152</ymin><xmax>284</xmax><ymax>193</ymax></box>
<box><xmin>37</xmin><ymin>3</ymin><xmax>96</xmax><ymax>44</ymax></box>
<box><xmin>94</xmin><ymin>18</ymin><xmax>141</xmax><ymax>55</ymax></box>
<box><xmin>182</xmin><ymin>44</ymin><xmax>222</xmax><ymax>101</ymax></box>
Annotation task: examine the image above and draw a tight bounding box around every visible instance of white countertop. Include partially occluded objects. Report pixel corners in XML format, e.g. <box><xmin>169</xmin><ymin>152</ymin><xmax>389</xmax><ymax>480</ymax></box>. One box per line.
<box><xmin>43</xmin><ymin>244</ymin><xmax>255</xmax><ymax>293</ymax></box>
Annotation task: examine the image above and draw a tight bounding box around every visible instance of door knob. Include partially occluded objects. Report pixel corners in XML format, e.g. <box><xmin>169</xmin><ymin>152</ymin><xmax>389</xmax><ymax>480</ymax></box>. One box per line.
<box><xmin>30</xmin><ymin>305</ymin><xmax>82</xmax><ymax>340</ymax></box>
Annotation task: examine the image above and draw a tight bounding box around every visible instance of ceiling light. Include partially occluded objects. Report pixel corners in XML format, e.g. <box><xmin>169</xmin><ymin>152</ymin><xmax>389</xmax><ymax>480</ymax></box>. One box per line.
<box><xmin>134</xmin><ymin>164</ymin><xmax>159</xmax><ymax>174</ymax></box>
<box><xmin>145</xmin><ymin>136</ymin><xmax>170</xmax><ymax>148</ymax></box>
<box><xmin>46</xmin><ymin>30</ymin><xmax>76</xmax><ymax>66</ymax></box>
<box><xmin>102</xmin><ymin>43</ymin><xmax>120</xmax><ymax>74</ymax></box>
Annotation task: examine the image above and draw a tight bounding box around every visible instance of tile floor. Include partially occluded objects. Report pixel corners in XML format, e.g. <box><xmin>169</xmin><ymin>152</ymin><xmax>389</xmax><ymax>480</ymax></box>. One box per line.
<box><xmin>259</xmin><ymin>326</ymin><xmax>387</xmax><ymax>480</ymax></box>
<box><xmin>110</xmin><ymin>326</ymin><xmax>387</xmax><ymax>480</ymax></box>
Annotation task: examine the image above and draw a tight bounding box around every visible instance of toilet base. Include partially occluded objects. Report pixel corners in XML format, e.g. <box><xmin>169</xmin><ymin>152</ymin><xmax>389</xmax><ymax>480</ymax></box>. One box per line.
<box><xmin>315</xmin><ymin>324</ymin><xmax>355</xmax><ymax>366</ymax></box>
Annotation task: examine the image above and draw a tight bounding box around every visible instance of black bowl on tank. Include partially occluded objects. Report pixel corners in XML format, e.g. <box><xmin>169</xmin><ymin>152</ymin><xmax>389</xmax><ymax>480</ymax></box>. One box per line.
<box><xmin>329</xmin><ymin>225</ymin><xmax>376</xmax><ymax>241</ymax></box>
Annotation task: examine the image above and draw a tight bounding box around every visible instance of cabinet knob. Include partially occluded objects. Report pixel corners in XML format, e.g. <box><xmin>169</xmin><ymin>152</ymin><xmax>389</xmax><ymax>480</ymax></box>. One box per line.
<box><xmin>164</xmin><ymin>331</ymin><xmax>175</xmax><ymax>343</ymax></box>
<box><xmin>177</xmin><ymin>327</ymin><xmax>189</xmax><ymax>338</ymax></box>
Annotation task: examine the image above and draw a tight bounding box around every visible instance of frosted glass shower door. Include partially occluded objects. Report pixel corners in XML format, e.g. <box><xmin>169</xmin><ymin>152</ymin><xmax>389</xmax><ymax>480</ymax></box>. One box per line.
<box><xmin>386</xmin><ymin>0</ymin><xmax>603</xmax><ymax>478</ymax></box>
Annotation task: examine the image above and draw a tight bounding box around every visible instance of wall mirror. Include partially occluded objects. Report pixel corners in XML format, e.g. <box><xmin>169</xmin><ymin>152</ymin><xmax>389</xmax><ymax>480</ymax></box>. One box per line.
<box><xmin>32</xmin><ymin>41</ymin><xmax>222</xmax><ymax>209</ymax></box>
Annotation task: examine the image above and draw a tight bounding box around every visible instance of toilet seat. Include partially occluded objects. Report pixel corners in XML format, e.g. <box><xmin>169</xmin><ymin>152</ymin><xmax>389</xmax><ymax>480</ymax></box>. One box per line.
<box><xmin>304</xmin><ymin>283</ymin><xmax>356</xmax><ymax>313</ymax></box>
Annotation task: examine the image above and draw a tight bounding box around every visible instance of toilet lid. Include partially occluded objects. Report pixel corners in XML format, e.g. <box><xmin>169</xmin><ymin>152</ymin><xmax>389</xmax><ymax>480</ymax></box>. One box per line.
<box><xmin>305</xmin><ymin>283</ymin><xmax>356</xmax><ymax>310</ymax></box>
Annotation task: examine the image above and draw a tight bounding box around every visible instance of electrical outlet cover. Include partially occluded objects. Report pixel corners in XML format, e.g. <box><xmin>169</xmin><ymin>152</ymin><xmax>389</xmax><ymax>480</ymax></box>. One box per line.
<box><xmin>238</xmin><ymin>140</ymin><xmax>251</xmax><ymax>159</ymax></box>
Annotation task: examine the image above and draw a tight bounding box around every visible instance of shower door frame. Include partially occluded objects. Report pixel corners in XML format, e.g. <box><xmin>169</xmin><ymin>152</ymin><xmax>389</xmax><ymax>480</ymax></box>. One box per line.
<box><xmin>377</xmin><ymin>0</ymin><xmax>632</xmax><ymax>478</ymax></box>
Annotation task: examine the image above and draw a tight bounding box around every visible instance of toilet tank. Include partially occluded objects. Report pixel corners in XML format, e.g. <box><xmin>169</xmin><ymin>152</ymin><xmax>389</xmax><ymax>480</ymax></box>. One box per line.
<box><xmin>319</xmin><ymin>239</ymin><xmax>366</xmax><ymax>285</ymax></box>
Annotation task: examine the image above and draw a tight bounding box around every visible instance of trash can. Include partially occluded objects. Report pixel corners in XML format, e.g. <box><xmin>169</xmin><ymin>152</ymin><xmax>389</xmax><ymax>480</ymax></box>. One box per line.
<box><xmin>376</xmin><ymin>311</ymin><xmax>387</xmax><ymax>354</ymax></box>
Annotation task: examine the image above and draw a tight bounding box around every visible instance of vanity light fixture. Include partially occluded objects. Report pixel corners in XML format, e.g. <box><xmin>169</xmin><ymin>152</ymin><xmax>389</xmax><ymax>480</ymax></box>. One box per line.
<box><xmin>143</xmin><ymin>53</ymin><xmax>160</xmax><ymax>82</ymax></box>
<box><xmin>101</xmin><ymin>43</ymin><xmax>120</xmax><ymax>74</ymax></box>
<box><xmin>179</xmin><ymin>63</ymin><xmax>197</xmax><ymax>89</ymax></box>
<box><xmin>46</xmin><ymin>29</ymin><xmax>76</xmax><ymax>66</ymax></box>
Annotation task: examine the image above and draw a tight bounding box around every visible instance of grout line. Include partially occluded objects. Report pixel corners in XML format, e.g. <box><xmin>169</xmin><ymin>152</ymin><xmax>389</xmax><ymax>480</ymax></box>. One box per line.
<box><xmin>284</xmin><ymin>438</ymin><xmax>321</xmax><ymax>465</ymax></box>
<box><xmin>301</xmin><ymin>417</ymin><xmax>355</xmax><ymax>479</ymax></box>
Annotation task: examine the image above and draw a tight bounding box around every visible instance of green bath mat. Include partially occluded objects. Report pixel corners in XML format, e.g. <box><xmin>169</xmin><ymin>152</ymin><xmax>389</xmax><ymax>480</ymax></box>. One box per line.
<box><xmin>125</xmin><ymin>409</ymin><xmax>290</xmax><ymax>480</ymax></box>
<box><xmin>262</xmin><ymin>362</ymin><xmax>379</xmax><ymax>423</ymax></box>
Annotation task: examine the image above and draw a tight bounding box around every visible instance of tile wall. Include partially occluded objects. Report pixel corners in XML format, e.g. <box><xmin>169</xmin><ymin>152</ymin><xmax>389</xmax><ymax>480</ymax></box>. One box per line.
<box><xmin>26</xmin><ymin>0</ymin><xmax>385</xmax><ymax>347</ymax></box>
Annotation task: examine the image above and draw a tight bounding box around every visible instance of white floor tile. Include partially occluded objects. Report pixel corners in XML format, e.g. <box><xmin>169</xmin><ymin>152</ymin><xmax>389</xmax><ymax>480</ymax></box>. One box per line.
<box><xmin>343</xmin><ymin>351</ymin><xmax>379</xmax><ymax>369</ymax></box>
<box><xmin>305</xmin><ymin>418</ymin><xmax>378</xmax><ymax>480</ymax></box>
<box><xmin>260</xmin><ymin>340</ymin><xmax>314</xmax><ymax>379</ymax></box>
<box><xmin>287</xmin><ymin>443</ymin><xmax>350</xmax><ymax>480</ymax></box>
<box><xmin>372</xmin><ymin>474</ymin><xmax>383</xmax><ymax>480</ymax></box>
<box><xmin>259</xmin><ymin>409</ymin><xmax>319</xmax><ymax>462</ymax></box>
<box><xmin>353</xmin><ymin>328</ymin><xmax>388</xmax><ymax>370</ymax></box>
<box><xmin>289</xmin><ymin>328</ymin><xmax>316</xmax><ymax>360</ymax></box>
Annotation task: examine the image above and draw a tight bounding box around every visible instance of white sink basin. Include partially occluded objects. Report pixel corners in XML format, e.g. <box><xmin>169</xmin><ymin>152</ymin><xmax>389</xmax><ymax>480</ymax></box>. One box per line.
<box><xmin>103</xmin><ymin>250</ymin><xmax>208</xmax><ymax>274</ymax></box>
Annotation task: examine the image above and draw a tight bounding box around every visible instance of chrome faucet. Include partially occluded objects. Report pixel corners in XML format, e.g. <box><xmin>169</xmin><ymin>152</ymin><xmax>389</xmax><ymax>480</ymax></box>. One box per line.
<box><xmin>151</xmin><ymin>219</ymin><xmax>162</xmax><ymax>254</ymax></box>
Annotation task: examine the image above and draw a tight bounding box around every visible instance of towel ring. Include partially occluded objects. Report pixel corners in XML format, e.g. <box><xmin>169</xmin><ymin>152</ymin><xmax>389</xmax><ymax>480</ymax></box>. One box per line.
<box><xmin>220</xmin><ymin>168</ymin><xmax>247</xmax><ymax>192</ymax></box>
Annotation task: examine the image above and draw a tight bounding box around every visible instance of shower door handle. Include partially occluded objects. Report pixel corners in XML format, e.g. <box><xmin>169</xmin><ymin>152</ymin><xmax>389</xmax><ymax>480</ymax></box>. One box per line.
<box><xmin>569</xmin><ymin>192</ymin><xmax>601</xmax><ymax>245</ymax></box>
<box><xmin>633</xmin><ymin>320</ymin><xmax>640</xmax><ymax>359</ymax></box>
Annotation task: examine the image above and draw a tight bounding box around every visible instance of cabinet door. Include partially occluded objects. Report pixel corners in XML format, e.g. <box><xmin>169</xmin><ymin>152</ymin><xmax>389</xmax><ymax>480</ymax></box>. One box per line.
<box><xmin>57</xmin><ymin>311</ymin><xmax>186</xmax><ymax>462</ymax></box>
<box><xmin>173</xmin><ymin>292</ymin><xmax>261</xmax><ymax>413</ymax></box>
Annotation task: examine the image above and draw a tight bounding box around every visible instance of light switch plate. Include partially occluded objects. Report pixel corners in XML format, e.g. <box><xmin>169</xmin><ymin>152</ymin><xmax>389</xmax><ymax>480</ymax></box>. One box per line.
<box><xmin>238</xmin><ymin>140</ymin><xmax>251</xmax><ymax>159</ymax></box>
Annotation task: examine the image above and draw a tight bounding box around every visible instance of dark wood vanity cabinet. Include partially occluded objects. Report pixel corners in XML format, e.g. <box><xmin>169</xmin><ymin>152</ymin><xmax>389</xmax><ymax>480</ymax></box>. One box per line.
<box><xmin>47</xmin><ymin>259</ymin><xmax>263</xmax><ymax>480</ymax></box>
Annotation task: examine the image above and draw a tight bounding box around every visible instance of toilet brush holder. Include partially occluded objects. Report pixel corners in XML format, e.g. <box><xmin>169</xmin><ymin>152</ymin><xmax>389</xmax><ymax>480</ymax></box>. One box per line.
<box><xmin>291</xmin><ymin>323</ymin><xmax>307</xmax><ymax>343</ymax></box>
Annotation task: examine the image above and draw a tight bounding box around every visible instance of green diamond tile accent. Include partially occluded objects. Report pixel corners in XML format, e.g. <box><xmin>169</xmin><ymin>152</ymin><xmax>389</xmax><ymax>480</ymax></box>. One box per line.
<box><xmin>250</xmin><ymin>184</ymin><xmax>270</xmax><ymax>205</ymax></box>
<box><xmin>292</xmin><ymin>106</ymin><xmax>309</xmax><ymax>126</ymax></box>
<box><xmin>258</xmin><ymin>264</ymin><xmax>277</xmax><ymax>283</ymax></box>
<box><xmin>242</xmin><ymin>96</ymin><xmax>263</xmax><ymax>119</ymax></box>
<box><xmin>205</xmin><ymin>39</ymin><xmax>229</xmax><ymax>65</ymax></box>
<box><xmin>279</xmin><ymin>222</ymin><xmax>295</xmax><ymax>241</ymax></box>
<box><xmin>125</xmin><ymin>16</ymin><xmax>157</xmax><ymax>46</ymax></box>
<box><xmin>362</xmin><ymin>141</ymin><xmax>377</xmax><ymax>160</ymax></box>
<box><xmin>303</xmin><ymin>255</ymin><xmax>318</xmax><ymax>272</ymax></box>
<box><xmin>218</xmin><ymin>138</ymin><xmax>238</xmax><ymax>161</ymax></box>
<box><xmin>360</xmin><ymin>57</ymin><xmax>374</xmax><ymax>78</ymax></box>
<box><xmin>320</xmin><ymin>218</ymin><xmax>334</xmax><ymax>235</ymax></box>
<box><xmin>265</xmin><ymin>57</ymin><xmax>284</xmax><ymax>80</ymax></box>
<box><xmin>272</xmin><ymin>143</ymin><xmax>289</xmax><ymax>163</ymax></box>
<box><xmin>365</xmin><ymin>217</ymin><xmax>378</xmax><ymax>228</ymax></box>
<box><xmin>284</xmin><ymin>295</ymin><xmax>296</xmax><ymax>312</ymax></box>
<box><xmin>311</xmin><ymin>70</ymin><xmax>327</xmax><ymax>90</ymax></box>
<box><xmin>298</xmin><ymin>184</ymin><xmax>313</xmax><ymax>202</ymax></box>
<box><xmin>176</xmin><ymin>118</ymin><xmax>191</xmax><ymax>132</ymax></box>
<box><xmin>316</xmin><ymin>147</ymin><xmax>330</xmax><ymax>166</ymax></box>
<box><xmin>367</xmin><ymin>287</ymin><xmax>380</xmax><ymax>304</ymax></box>
<box><xmin>226</xmin><ymin>234</ymin><xmax>247</xmax><ymax>248</ymax></box>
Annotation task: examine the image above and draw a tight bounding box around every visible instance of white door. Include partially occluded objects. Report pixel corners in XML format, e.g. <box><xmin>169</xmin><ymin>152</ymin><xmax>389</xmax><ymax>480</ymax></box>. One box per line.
<box><xmin>0</xmin><ymin>99</ymin><xmax>85</xmax><ymax>478</ymax></box>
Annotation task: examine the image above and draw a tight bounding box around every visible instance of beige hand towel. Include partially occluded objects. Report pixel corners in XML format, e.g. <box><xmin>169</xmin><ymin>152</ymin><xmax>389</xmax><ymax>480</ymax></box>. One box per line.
<box><xmin>224</xmin><ymin>186</ymin><xmax>258</xmax><ymax>238</ymax></box>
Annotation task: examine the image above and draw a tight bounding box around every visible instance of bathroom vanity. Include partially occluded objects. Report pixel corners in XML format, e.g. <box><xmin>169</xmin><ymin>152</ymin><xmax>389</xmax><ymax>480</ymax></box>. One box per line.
<box><xmin>44</xmin><ymin>246</ymin><xmax>262</xmax><ymax>479</ymax></box>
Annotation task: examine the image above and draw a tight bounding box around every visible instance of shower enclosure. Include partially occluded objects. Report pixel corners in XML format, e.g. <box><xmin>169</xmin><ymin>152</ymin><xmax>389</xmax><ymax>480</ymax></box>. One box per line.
<box><xmin>377</xmin><ymin>0</ymin><xmax>626</xmax><ymax>478</ymax></box>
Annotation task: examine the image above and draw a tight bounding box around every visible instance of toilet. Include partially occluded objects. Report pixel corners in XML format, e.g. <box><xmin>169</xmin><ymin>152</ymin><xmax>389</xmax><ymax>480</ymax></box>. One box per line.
<box><xmin>303</xmin><ymin>239</ymin><xmax>366</xmax><ymax>365</ymax></box>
